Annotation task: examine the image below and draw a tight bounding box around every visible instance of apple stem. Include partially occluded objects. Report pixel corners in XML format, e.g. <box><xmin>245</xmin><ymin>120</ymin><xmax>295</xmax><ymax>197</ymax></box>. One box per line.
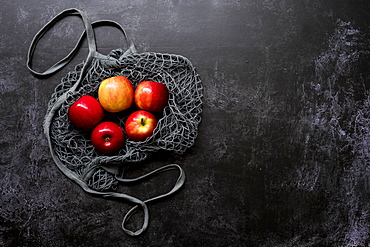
<box><xmin>105</xmin><ymin>137</ymin><xmax>110</xmax><ymax>142</ymax></box>
<box><xmin>141</xmin><ymin>118</ymin><xmax>145</xmax><ymax>126</ymax></box>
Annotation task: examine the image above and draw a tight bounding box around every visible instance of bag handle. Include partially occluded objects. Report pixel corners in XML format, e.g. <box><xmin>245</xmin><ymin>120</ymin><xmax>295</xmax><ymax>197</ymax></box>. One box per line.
<box><xmin>114</xmin><ymin>164</ymin><xmax>186</xmax><ymax>236</ymax></box>
<box><xmin>27</xmin><ymin>8</ymin><xmax>97</xmax><ymax>77</ymax></box>
<box><xmin>27</xmin><ymin>8</ymin><xmax>136</xmax><ymax>77</ymax></box>
<box><xmin>80</xmin><ymin>163</ymin><xmax>185</xmax><ymax>236</ymax></box>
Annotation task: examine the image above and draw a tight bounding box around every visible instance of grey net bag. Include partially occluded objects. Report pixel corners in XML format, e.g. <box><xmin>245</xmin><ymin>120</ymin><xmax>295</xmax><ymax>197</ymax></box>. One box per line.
<box><xmin>27</xmin><ymin>8</ymin><xmax>203</xmax><ymax>236</ymax></box>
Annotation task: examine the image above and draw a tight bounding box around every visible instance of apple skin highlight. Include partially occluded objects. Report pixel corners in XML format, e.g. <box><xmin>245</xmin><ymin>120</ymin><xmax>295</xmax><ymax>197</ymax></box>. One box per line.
<box><xmin>98</xmin><ymin>76</ymin><xmax>134</xmax><ymax>113</ymax></box>
<box><xmin>91</xmin><ymin>121</ymin><xmax>125</xmax><ymax>154</ymax></box>
<box><xmin>68</xmin><ymin>95</ymin><xmax>104</xmax><ymax>131</ymax></box>
<box><xmin>125</xmin><ymin>110</ymin><xmax>158</xmax><ymax>141</ymax></box>
<box><xmin>134</xmin><ymin>81</ymin><xmax>169</xmax><ymax>112</ymax></box>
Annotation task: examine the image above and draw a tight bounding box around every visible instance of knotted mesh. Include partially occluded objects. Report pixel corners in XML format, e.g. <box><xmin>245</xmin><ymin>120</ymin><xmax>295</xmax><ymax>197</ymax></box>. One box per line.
<box><xmin>46</xmin><ymin>49</ymin><xmax>203</xmax><ymax>192</ymax></box>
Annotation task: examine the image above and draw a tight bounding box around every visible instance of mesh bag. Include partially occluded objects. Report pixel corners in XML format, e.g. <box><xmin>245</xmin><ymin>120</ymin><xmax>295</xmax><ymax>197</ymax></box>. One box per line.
<box><xmin>27</xmin><ymin>8</ymin><xmax>202</xmax><ymax>236</ymax></box>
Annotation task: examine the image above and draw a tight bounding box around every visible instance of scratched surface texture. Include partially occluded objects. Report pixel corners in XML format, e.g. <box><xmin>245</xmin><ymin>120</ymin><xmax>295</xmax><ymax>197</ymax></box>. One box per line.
<box><xmin>1</xmin><ymin>0</ymin><xmax>370</xmax><ymax>246</ymax></box>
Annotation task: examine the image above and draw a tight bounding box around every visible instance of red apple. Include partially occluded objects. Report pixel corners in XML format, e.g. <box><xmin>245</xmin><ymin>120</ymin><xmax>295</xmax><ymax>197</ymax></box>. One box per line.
<box><xmin>125</xmin><ymin>110</ymin><xmax>158</xmax><ymax>141</ymax></box>
<box><xmin>134</xmin><ymin>81</ymin><xmax>169</xmax><ymax>112</ymax></box>
<box><xmin>91</xmin><ymin>121</ymin><xmax>125</xmax><ymax>154</ymax></box>
<box><xmin>68</xmin><ymin>95</ymin><xmax>104</xmax><ymax>131</ymax></box>
<box><xmin>98</xmin><ymin>76</ymin><xmax>134</xmax><ymax>113</ymax></box>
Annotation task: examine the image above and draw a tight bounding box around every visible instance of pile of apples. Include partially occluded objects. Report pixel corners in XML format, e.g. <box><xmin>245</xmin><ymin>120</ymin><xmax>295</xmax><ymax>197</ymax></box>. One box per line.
<box><xmin>68</xmin><ymin>76</ymin><xmax>169</xmax><ymax>154</ymax></box>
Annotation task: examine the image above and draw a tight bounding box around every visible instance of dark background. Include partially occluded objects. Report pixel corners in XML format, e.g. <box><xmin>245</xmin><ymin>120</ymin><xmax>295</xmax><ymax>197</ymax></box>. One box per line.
<box><xmin>1</xmin><ymin>1</ymin><xmax>370</xmax><ymax>246</ymax></box>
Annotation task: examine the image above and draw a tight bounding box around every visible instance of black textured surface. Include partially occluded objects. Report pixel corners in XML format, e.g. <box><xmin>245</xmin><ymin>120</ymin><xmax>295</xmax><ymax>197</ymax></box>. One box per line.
<box><xmin>1</xmin><ymin>1</ymin><xmax>370</xmax><ymax>246</ymax></box>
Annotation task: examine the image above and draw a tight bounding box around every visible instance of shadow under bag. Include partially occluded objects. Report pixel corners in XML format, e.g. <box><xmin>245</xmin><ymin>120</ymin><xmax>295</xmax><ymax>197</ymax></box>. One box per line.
<box><xmin>27</xmin><ymin>8</ymin><xmax>203</xmax><ymax>236</ymax></box>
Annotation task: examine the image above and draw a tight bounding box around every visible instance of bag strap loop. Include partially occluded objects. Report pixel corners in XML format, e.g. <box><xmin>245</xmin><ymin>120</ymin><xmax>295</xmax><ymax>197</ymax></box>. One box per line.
<box><xmin>27</xmin><ymin>8</ymin><xmax>97</xmax><ymax>76</ymax></box>
<box><xmin>116</xmin><ymin>164</ymin><xmax>186</xmax><ymax>203</ymax></box>
<box><xmin>81</xmin><ymin>163</ymin><xmax>185</xmax><ymax>236</ymax></box>
<box><xmin>115</xmin><ymin>164</ymin><xmax>185</xmax><ymax>236</ymax></box>
<box><xmin>27</xmin><ymin>8</ymin><xmax>136</xmax><ymax>77</ymax></box>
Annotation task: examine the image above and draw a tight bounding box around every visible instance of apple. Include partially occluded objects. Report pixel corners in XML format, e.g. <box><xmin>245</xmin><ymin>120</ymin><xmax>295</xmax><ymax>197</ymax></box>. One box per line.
<box><xmin>68</xmin><ymin>95</ymin><xmax>104</xmax><ymax>131</ymax></box>
<box><xmin>98</xmin><ymin>76</ymin><xmax>134</xmax><ymax>113</ymax></box>
<box><xmin>125</xmin><ymin>110</ymin><xmax>158</xmax><ymax>141</ymax></box>
<box><xmin>134</xmin><ymin>81</ymin><xmax>169</xmax><ymax>112</ymax></box>
<box><xmin>91</xmin><ymin>121</ymin><xmax>125</xmax><ymax>154</ymax></box>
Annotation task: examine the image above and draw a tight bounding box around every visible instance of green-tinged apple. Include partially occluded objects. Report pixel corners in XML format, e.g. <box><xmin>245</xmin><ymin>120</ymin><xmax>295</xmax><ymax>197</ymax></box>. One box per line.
<box><xmin>68</xmin><ymin>95</ymin><xmax>104</xmax><ymax>131</ymax></box>
<box><xmin>125</xmin><ymin>110</ymin><xmax>158</xmax><ymax>141</ymax></box>
<box><xmin>134</xmin><ymin>81</ymin><xmax>169</xmax><ymax>112</ymax></box>
<box><xmin>91</xmin><ymin>121</ymin><xmax>125</xmax><ymax>154</ymax></box>
<box><xmin>98</xmin><ymin>76</ymin><xmax>134</xmax><ymax>113</ymax></box>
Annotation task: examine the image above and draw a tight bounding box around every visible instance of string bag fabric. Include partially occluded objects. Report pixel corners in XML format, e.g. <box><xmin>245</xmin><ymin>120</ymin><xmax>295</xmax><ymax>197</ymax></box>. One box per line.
<box><xmin>26</xmin><ymin>8</ymin><xmax>203</xmax><ymax>236</ymax></box>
